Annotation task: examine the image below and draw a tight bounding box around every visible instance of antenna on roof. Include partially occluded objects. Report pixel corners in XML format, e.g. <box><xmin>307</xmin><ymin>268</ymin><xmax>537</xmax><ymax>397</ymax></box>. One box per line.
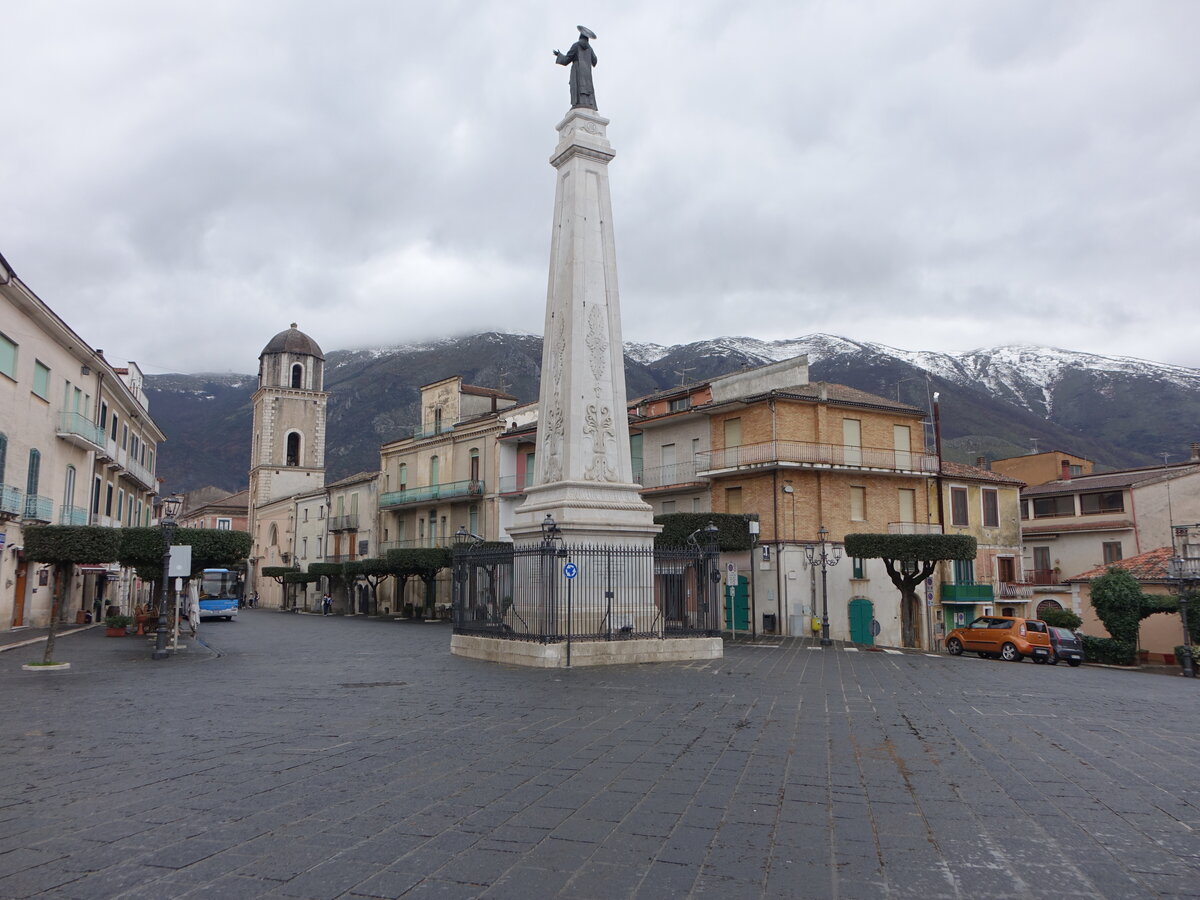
<box><xmin>674</xmin><ymin>367</ymin><xmax>694</xmax><ymax>387</ymax></box>
<box><xmin>1030</xmin><ymin>438</ymin><xmax>1039</xmax><ymax>454</ymax></box>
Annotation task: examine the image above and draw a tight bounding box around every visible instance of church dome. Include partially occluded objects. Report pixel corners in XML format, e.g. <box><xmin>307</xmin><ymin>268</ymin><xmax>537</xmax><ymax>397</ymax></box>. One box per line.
<box><xmin>261</xmin><ymin>324</ymin><xmax>324</xmax><ymax>359</ymax></box>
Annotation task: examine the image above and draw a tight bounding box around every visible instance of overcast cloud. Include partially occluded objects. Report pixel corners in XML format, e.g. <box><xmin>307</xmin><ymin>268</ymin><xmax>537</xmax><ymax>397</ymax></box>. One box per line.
<box><xmin>2</xmin><ymin>1</ymin><xmax>1198</xmax><ymax>374</ymax></box>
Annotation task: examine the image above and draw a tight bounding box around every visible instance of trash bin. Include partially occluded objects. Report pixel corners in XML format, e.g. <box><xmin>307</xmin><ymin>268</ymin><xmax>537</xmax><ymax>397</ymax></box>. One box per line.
<box><xmin>762</xmin><ymin>613</ymin><xmax>777</xmax><ymax>634</ymax></box>
<box><xmin>75</xmin><ymin>609</ymin><xmax>88</xmax><ymax>625</ymax></box>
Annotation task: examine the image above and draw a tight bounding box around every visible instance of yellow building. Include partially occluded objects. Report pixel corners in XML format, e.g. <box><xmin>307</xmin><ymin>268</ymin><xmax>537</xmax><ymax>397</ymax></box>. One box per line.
<box><xmin>698</xmin><ymin>382</ymin><xmax>937</xmax><ymax>646</ymax></box>
<box><xmin>932</xmin><ymin>460</ymin><xmax>1027</xmax><ymax>640</ymax></box>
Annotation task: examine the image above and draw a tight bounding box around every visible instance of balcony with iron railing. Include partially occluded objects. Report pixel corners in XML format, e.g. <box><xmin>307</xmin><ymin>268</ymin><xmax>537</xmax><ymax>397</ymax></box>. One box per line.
<box><xmin>56</xmin><ymin>410</ymin><xmax>105</xmax><ymax>451</ymax></box>
<box><xmin>940</xmin><ymin>583</ymin><xmax>995</xmax><ymax>602</ymax></box>
<box><xmin>328</xmin><ymin>514</ymin><xmax>360</xmax><ymax>532</ymax></box>
<box><xmin>697</xmin><ymin>441</ymin><xmax>938</xmax><ymax>476</ymax></box>
<box><xmin>23</xmin><ymin>495</ymin><xmax>53</xmax><ymax>523</ymax></box>
<box><xmin>635</xmin><ymin>461</ymin><xmax>704</xmax><ymax>491</ymax></box>
<box><xmin>1026</xmin><ymin>568</ymin><xmax>1061</xmax><ymax>586</ymax></box>
<box><xmin>379</xmin><ymin>480</ymin><xmax>484</xmax><ymax>509</ymax></box>
<box><xmin>377</xmin><ymin>538</ymin><xmax>454</xmax><ymax>553</ymax></box>
<box><xmin>324</xmin><ymin>552</ymin><xmax>360</xmax><ymax>563</ymax></box>
<box><xmin>122</xmin><ymin>457</ymin><xmax>156</xmax><ymax>491</ymax></box>
<box><xmin>997</xmin><ymin>582</ymin><xmax>1035</xmax><ymax>599</ymax></box>
<box><xmin>1</xmin><ymin>486</ymin><xmax>23</xmax><ymax>518</ymax></box>
<box><xmin>887</xmin><ymin>522</ymin><xmax>944</xmax><ymax>535</ymax></box>
<box><xmin>411</xmin><ymin>421</ymin><xmax>456</xmax><ymax>440</ymax></box>
<box><xmin>58</xmin><ymin>505</ymin><xmax>89</xmax><ymax>526</ymax></box>
<box><xmin>498</xmin><ymin>473</ymin><xmax>535</xmax><ymax>496</ymax></box>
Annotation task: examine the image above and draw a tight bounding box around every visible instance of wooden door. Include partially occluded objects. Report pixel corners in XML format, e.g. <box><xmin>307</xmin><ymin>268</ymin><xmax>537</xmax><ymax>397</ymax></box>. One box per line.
<box><xmin>11</xmin><ymin>563</ymin><xmax>28</xmax><ymax>627</ymax></box>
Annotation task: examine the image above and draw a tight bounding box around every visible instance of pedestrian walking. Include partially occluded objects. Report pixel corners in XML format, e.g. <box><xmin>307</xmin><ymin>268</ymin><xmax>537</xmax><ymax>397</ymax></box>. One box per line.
<box><xmin>322</xmin><ymin>593</ymin><xmax>332</xmax><ymax>616</ymax></box>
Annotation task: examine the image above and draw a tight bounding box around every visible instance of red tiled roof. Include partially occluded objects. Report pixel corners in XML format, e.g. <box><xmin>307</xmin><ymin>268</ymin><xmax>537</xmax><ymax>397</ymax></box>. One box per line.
<box><xmin>1023</xmin><ymin>464</ymin><xmax>1200</xmax><ymax>497</ymax></box>
<box><xmin>1065</xmin><ymin>546</ymin><xmax>1174</xmax><ymax>583</ymax></box>
<box><xmin>940</xmin><ymin>460</ymin><xmax>1024</xmax><ymax>485</ymax></box>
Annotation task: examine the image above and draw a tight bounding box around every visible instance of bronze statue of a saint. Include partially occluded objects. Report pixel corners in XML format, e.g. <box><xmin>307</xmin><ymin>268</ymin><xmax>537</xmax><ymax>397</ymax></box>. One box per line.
<box><xmin>553</xmin><ymin>26</ymin><xmax>598</xmax><ymax>110</ymax></box>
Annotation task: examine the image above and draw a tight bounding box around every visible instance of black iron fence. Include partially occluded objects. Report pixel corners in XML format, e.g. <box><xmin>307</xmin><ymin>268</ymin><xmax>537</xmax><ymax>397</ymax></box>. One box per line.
<box><xmin>452</xmin><ymin>542</ymin><xmax>722</xmax><ymax>643</ymax></box>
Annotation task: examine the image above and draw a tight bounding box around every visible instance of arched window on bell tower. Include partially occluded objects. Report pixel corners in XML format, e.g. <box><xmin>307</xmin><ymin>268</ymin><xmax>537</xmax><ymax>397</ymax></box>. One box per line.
<box><xmin>286</xmin><ymin>432</ymin><xmax>301</xmax><ymax>467</ymax></box>
<box><xmin>291</xmin><ymin>364</ymin><xmax>303</xmax><ymax>389</ymax></box>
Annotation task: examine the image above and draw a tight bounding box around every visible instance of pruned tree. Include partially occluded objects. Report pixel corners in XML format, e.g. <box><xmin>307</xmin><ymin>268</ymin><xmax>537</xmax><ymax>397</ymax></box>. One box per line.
<box><xmin>654</xmin><ymin>513</ymin><xmax>756</xmax><ymax>550</ymax></box>
<box><xmin>1089</xmin><ymin>566</ymin><xmax>1194</xmax><ymax>649</ymax></box>
<box><xmin>119</xmin><ymin>528</ymin><xmax>251</xmax><ymax>580</ymax></box>
<box><xmin>1038</xmin><ymin>608</ymin><xmax>1083</xmax><ymax>630</ymax></box>
<box><xmin>386</xmin><ymin>548</ymin><xmax>452</xmax><ymax>615</ymax></box>
<box><xmin>308</xmin><ymin>562</ymin><xmax>347</xmax><ymax>611</ymax></box>
<box><xmin>844</xmin><ymin>533</ymin><xmax>978</xmax><ymax>649</ymax></box>
<box><xmin>348</xmin><ymin>558</ymin><xmax>396</xmax><ymax>616</ymax></box>
<box><xmin>23</xmin><ymin>526</ymin><xmax>121</xmax><ymax>664</ymax></box>
<box><xmin>282</xmin><ymin>570</ymin><xmax>320</xmax><ymax>609</ymax></box>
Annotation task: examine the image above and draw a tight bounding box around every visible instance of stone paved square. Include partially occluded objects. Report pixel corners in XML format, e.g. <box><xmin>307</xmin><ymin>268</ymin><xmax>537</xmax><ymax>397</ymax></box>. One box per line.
<box><xmin>2</xmin><ymin>612</ymin><xmax>1198</xmax><ymax>898</ymax></box>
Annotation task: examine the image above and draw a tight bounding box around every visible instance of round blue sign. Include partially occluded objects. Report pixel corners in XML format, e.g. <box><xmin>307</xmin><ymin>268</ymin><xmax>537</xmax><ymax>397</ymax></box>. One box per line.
<box><xmin>563</xmin><ymin>563</ymin><xmax>578</xmax><ymax>579</ymax></box>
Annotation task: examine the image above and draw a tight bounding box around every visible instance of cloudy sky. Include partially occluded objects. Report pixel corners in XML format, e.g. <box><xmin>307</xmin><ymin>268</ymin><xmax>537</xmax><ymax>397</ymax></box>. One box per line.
<box><xmin>2</xmin><ymin>1</ymin><xmax>1198</xmax><ymax>375</ymax></box>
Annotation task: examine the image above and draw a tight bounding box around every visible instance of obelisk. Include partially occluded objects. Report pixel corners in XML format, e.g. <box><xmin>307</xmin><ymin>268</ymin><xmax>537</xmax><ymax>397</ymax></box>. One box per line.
<box><xmin>510</xmin><ymin>27</ymin><xmax>659</xmax><ymax>549</ymax></box>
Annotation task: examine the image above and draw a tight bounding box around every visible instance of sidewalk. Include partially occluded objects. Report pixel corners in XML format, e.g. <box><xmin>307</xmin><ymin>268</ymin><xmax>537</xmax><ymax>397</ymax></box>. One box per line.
<box><xmin>0</xmin><ymin>622</ymin><xmax>100</xmax><ymax>653</ymax></box>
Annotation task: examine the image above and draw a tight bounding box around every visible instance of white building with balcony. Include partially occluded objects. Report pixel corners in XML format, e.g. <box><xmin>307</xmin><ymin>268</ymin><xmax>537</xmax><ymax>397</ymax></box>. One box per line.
<box><xmin>1</xmin><ymin>250</ymin><xmax>165</xmax><ymax>629</ymax></box>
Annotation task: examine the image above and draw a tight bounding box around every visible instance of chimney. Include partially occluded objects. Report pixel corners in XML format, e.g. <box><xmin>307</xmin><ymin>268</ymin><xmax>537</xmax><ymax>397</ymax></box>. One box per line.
<box><xmin>1190</xmin><ymin>442</ymin><xmax>1200</xmax><ymax>463</ymax></box>
<box><xmin>1061</xmin><ymin>460</ymin><xmax>1071</xmax><ymax>481</ymax></box>
<box><xmin>975</xmin><ymin>456</ymin><xmax>990</xmax><ymax>470</ymax></box>
<box><xmin>818</xmin><ymin>383</ymin><xmax>828</xmax><ymax>402</ymax></box>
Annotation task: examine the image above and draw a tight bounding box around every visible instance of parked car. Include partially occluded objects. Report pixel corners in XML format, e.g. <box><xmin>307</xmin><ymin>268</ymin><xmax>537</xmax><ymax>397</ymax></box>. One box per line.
<box><xmin>945</xmin><ymin>616</ymin><xmax>1052</xmax><ymax>662</ymax></box>
<box><xmin>1046</xmin><ymin>626</ymin><xmax>1084</xmax><ymax>666</ymax></box>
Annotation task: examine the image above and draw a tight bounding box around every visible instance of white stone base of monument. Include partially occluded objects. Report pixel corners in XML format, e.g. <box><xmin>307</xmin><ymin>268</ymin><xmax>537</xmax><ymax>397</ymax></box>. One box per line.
<box><xmin>509</xmin><ymin>481</ymin><xmax>660</xmax><ymax>547</ymax></box>
<box><xmin>450</xmin><ymin>634</ymin><xmax>723</xmax><ymax>668</ymax></box>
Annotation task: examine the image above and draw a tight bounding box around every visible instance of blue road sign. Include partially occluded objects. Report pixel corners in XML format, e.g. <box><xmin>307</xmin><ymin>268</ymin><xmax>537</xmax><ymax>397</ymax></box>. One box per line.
<box><xmin>563</xmin><ymin>563</ymin><xmax>578</xmax><ymax>579</ymax></box>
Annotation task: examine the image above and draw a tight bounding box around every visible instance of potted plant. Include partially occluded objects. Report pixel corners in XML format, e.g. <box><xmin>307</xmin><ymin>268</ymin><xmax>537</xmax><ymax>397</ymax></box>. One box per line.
<box><xmin>104</xmin><ymin>614</ymin><xmax>132</xmax><ymax>636</ymax></box>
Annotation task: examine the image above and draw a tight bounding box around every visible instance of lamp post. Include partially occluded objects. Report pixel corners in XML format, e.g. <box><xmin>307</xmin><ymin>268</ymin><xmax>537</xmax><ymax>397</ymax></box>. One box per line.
<box><xmin>540</xmin><ymin>515</ymin><xmax>565</xmax><ymax>637</ymax></box>
<box><xmin>152</xmin><ymin>493</ymin><xmax>182</xmax><ymax>660</ymax></box>
<box><xmin>804</xmin><ymin>525</ymin><xmax>841</xmax><ymax>647</ymax></box>
<box><xmin>1167</xmin><ymin>552</ymin><xmax>1197</xmax><ymax>678</ymax></box>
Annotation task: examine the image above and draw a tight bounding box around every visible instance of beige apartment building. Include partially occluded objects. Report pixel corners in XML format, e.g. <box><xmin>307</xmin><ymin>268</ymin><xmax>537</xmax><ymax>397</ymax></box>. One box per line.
<box><xmin>375</xmin><ymin>377</ymin><xmax>518</xmax><ymax>614</ymax></box>
<box><xmin>1</xmin><ymin>250</ymin><xmax>164</xmax><ymax>629</ymax></box>
<box><xmin>699</xmin><ymin>382</ymin><xmax>937</xmax><ymax>646</ymax></box>
<box><xmin>1018</xmin><ymin>448</ymin><xmax>1200</xmax><ymax>618</ymax></box>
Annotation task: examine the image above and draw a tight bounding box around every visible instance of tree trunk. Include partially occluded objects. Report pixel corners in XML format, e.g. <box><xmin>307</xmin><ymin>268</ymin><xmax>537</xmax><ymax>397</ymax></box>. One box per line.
<box><xmin>900</xmin><ymin>587</ymin><xmax>921</xmax><ymax>649</ymax></box>
<box><xmin>42</xmin><ymin>564</ymin><xmax>66</xmax><ymax>664</ymax></box>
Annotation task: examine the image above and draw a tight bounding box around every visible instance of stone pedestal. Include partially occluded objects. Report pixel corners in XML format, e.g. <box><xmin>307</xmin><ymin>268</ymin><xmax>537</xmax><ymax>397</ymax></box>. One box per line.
<box><xmin>510</xmin><ymin>107</ymin><xmax>659</xmax><ymax>549</ymax></box>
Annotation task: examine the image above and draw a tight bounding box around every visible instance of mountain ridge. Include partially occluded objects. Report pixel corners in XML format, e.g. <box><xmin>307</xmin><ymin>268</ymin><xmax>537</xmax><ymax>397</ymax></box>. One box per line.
<box><xmin>144</xmin><ymin>332</ymin><xmax>1200</xmax><ymax>494</ymax></box>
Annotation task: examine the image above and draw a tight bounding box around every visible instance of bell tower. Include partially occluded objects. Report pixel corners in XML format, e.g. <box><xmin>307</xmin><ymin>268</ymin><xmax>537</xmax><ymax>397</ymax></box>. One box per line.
<box><xmin>248</xmin><ymin>323</ymin><xmax>328</xmax><ymax>508</ymax></box>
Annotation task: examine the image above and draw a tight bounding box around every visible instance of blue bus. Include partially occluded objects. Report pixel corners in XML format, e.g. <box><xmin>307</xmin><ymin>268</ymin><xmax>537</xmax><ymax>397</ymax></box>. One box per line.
<box><xmin>198</xmin><ymin>568</ymin><xmax>242</xmax><ymax>621</ymax></box>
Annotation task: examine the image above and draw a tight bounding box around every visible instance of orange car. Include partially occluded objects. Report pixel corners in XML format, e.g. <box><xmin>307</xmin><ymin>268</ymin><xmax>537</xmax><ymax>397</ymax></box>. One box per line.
<box><xmin>945</xmin><ymin>616</ymin><xmax>1052</xmax><ymax>662</ymax></box>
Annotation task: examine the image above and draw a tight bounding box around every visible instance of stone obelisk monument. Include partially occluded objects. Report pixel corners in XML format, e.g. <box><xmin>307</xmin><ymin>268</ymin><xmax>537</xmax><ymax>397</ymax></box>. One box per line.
<box><xmin>509</xmin><ymin>26</ymin><xmax>659</xmax><ymax>549</ymax></box>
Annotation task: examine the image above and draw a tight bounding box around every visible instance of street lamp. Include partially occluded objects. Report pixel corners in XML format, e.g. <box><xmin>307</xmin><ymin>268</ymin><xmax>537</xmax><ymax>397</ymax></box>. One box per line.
<box><xmin>804</xmin><ymin>525</ymin><xmax>842</xmax><ymax>647</ymax></box>
<box><xmin>1167</xmin><ymin>552</ymin><xmax>1197</xmax><ymax>678</ymax></box>
<box><xmin>541</xmin><ymin>514</ymin><xmax>566</xmax><ymax>557</ymax></box>
<box><xmin>152</xmin><ymin>493</ymin><xmax>182</xmax><ymax>660</ymax></box>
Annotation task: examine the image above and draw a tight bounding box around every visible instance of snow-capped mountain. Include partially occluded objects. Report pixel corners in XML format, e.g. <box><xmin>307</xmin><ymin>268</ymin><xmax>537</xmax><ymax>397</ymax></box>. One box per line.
<box><xmin>145</xmin><ymin>332</ymin><xmax>1200</xmax><ymax>493</ymax></box>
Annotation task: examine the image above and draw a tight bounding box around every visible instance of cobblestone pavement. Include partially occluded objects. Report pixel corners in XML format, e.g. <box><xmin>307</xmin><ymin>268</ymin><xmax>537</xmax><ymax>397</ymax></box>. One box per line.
<box><xmin>1</xmin><ymin>612</ymin><xmax>1198</xmax><ymax>899</ymax></box>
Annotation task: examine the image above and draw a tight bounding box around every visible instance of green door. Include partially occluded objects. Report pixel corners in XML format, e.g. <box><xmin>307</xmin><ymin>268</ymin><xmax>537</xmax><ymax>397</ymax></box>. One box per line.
<box><xmin>724</xmin><ymin>575</ymin><xmax>749</xmax><ymax>631</ymax></box>
<box><xmin>848</xmin><ymin>597</ymin><xmax>874</xmax><ymax>645</ymax></box>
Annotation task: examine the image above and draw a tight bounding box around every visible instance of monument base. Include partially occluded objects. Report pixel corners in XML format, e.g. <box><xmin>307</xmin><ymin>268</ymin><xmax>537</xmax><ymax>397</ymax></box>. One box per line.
<box><xmin>450</xmin><ymin>634</ymin><xmax>723</xmax><ymax>668</ymax></box>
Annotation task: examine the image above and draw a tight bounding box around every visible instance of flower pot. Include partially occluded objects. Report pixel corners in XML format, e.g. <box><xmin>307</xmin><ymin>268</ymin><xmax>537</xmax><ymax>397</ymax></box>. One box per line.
<box><xmin>105</xmin><ymin>627</ymin><xmax>126</xmax><ymax>637</ymax></box>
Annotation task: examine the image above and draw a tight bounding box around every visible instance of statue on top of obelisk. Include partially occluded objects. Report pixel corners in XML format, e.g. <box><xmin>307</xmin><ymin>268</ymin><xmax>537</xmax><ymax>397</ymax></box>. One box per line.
<box><xmin>552</xmin><ymin>26</ymin><xmax>598</xmax><ymax>110</ymax></box>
